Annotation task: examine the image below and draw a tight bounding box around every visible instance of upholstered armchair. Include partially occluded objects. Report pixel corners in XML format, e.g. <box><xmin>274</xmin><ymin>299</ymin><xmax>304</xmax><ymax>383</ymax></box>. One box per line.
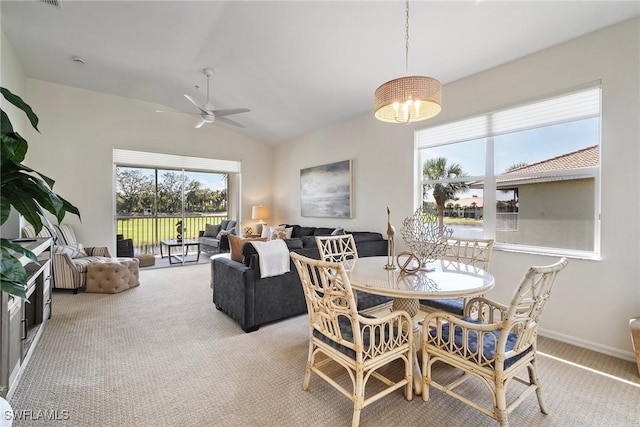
<box><xmin>22</xmin><ymin>223</ymin><xmax>112</xmax><ymax>293</ymax></box>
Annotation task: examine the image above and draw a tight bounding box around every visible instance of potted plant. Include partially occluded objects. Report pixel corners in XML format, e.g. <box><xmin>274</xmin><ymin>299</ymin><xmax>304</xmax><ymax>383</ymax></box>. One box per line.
<box><xmin>1</xmin><ymin>87</ymin><xmax>79</xmax><ymax>299</ymax></box>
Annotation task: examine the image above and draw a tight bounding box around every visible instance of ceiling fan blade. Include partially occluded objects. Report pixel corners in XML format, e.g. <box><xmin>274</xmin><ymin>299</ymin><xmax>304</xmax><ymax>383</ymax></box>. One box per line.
<box><xmin>184</xmin><ymin>94</ymin><xmax>209</xmax><ymax>115</ymax></box>
<box><xmin>215</xmin><ymin>116</ymin><xmax>244</xmax><ymax>128</ymax></box>
<box><xmin>212</xmin><ymin>108</ymin><xmax>250</xmax><ymax>117</ymax></box>
<box><xmin>194</xmin><ymin>118</ymin><xmax>207</xmax><ymax>129</ymax></box>
<box><xmin>156</xmin><ymin>109</ymin><xmax>200</xmax><ymax>117</ymax></box>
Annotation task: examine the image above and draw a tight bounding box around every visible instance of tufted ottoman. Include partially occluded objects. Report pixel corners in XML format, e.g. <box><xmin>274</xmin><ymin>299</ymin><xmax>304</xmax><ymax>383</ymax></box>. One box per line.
<box><xmin>86</xmin><ymin>258</ymin><xmax>140</xmax><ymax>294</ymax></box>
<box><xmin>135</xmin><ymin>254</ymin><xmax>156</xmax><ymax>268</ymax></box>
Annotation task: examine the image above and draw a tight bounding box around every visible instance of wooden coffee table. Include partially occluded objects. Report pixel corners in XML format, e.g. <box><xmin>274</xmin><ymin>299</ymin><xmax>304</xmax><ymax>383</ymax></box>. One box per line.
<box><xmin>159</xmin><ymin>239</ymin><xmax>201</xmax><ymax>265</ymax></box>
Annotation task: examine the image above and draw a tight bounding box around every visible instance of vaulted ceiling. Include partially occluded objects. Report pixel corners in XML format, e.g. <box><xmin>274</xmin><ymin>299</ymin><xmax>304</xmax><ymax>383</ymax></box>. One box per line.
<box><xmin>2</xmin><ymin>1</ymin><xmax>638</xmax><ymax>144</ymax></box>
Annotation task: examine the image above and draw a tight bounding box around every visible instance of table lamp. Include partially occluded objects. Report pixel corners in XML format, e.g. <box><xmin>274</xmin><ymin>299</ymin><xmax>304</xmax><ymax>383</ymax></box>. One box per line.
<box><xmin>252</xmin><ymin>205</ymin><xmax>270</xmax><ymax>235</ymax></box>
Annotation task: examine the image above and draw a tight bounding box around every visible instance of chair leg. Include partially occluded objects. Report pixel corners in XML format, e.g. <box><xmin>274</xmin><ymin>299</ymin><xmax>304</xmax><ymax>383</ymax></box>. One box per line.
<box><xmin>529</xmin><ymin>361</ymin><xmax>548</xmax><ymax>414</ymax></box>
<box><xmin>421</xmin><ymin>348</ymin><xmax>430</xmax><ymax>401</ymax></box>
<box><xmin>495</xmin><ymin>376</ymin><xmax>509</xmax><ymax>427</ymax></box>
<box><xmin>405</xmin><ymin>351</ymin><xmax>413</xmax><ymax>401</ymax></box>
<box><xmin>352</xmin><ymin>370</ymin><xmax>364</xmax><ymax>427</ymax></box>
<box><xmin>302</xmin><ymin>341</ymin><xmax>314</xmax><ymax>391</ymax></box>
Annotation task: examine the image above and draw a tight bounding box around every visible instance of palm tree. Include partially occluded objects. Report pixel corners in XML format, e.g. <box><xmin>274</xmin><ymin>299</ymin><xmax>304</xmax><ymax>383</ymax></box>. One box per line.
<box><xmin>423</xmin><ymin>157</ymin><xmax>469</xmax><ymax>231</ymax></box>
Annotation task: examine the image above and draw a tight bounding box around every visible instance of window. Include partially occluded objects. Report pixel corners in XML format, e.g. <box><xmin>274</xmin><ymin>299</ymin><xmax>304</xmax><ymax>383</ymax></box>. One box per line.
<box><xmin>416</xmin><ymin>86</ymin><xmax>601</xmax><ymax>258</ymax></box>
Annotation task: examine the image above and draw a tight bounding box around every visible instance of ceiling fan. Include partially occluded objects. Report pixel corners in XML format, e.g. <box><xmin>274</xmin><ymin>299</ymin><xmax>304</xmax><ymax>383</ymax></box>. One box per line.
<box><xmin>159</xmin><ymin>68</ymin><xmax>250</xmax><ymax>129</ymax></box>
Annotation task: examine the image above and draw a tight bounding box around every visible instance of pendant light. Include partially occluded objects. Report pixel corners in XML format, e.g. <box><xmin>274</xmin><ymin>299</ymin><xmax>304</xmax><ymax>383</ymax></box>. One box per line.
<box><xmin>374</xmin><ymin>1</ymin><xmax>441</xmax><ymax>123</ymax></box>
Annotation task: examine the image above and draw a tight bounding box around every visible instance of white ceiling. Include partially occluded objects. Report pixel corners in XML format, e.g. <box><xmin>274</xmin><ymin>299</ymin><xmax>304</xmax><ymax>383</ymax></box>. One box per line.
<box><xmin>2</xmin><ymin>1</ymin><xmax>638</xmax><ymax>144</ymax></box>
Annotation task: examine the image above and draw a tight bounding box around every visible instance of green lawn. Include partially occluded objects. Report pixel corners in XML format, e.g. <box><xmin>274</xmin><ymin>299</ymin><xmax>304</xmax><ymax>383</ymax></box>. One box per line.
<box><xmin>443</xmin><ymin>217</ymin><xmax>482</xmax><ymax>226</ymax></box>
<box><xmin>116</xmin><ymin>215</ymin><xmax>226</xmax><ymax>247</ymax></box>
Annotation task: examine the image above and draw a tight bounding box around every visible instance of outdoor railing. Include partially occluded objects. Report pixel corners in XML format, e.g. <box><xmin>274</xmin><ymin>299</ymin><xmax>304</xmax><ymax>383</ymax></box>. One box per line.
<box><xmin>116</xmin><ymin>214</ymin><xmax>228</xmax><ymax>255</ymax></box>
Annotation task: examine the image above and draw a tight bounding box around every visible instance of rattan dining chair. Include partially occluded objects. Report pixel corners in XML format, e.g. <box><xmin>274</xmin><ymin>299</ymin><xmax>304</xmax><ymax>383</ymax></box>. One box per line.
<box><xmin>315</xmin><ymin>234</ymin><xmax>392</xmax><ymax>314</ymax></box>
<box><xmin>420</xmin><ymin>237</ymin><xmax>495</xmax><ymax>316</ymax></box>
<box><xmin>290</xmin><ymin>252</ymin><xmax>413</xmax><ymax>427</ymax></box>
<box><xmin>314</xmin><ymin>233</ymin><xmax>359</xmax><ymax>264</ymax></box>
<box><xmin>421</xmin><ymin>257</ymin><xmax>568</xmax><ymax>427</ymax></box>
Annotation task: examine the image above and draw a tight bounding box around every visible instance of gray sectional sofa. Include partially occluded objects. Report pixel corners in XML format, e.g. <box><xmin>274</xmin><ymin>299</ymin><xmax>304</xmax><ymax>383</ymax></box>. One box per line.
<box><xmin>212</xmin><ymin>224</ymin><xmax>391</xmax><ymax>332</ymax></box>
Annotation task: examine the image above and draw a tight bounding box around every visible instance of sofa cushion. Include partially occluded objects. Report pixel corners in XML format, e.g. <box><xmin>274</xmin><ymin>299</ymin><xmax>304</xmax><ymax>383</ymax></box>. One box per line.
<box><xmin>229</xmin><ymin>235</ymin><xmax>267</xmax><ymax>263</ymax></box>
<box><xmin>350</xmin><ymin>232</ymin><xmax>384</xmax><ymax>243</ymax></box>
<box><xmin>285</xmin><ymin>238</ymin><xmax>304</xmax><ymax>250</ymax></box>
<box><xmin>223</xmin><ymin>220</ymin><xmax>237</xmax><ymax>232</ymax></box>
<box><xmin>428</xmin><ymin>317</ymin><xmax>532</xmax><ymax>369</ymax></box>
<box><xmin>293</xmin><ymin>226</ymin><xmax>316</xmax><ymax>238</ymax></box>
<box><xmin>54</xmin><ymin>224</ymin><xmax>79</xmax><ymax>246</ymax></box>
<box><xmin>199</xmin><ymin>237</ymin><xmax>221</xmax><ymax>249</ymax></box>
<box><xmin>314</xmin><ymin>227</ymin><xmax>335</xmax><ymax>236</ymax></box>
<box><xmin>53</xmin><ymin>244</ymin><xmax>87</xmax><ymax>259</ymax></box>
<box><xmin>203</xmin><ymin>223</ymin><xmax>221</xmax><ymax>237</ymax></box>
<box><xmin>301</xmin><ymin>236</ymin><xmax>317</xmax><ymax>248</ymax></box>
<box><xmin>260</xmin><ymin>225</ymin><xmax>274</xmax><ymax>239</ymax></box>
<box><xmin>270</xmin><ymin>226</ymin><xmax>293</xmax><ymax>240</ymax></box>
<box><xmin>242</xmin><ymin>238</ymin><xmax>303</xmax><ymax>265</ymax></box>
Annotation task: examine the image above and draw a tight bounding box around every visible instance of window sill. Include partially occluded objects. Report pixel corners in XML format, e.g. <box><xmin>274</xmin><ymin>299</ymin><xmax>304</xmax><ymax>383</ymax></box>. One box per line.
<box><xmin>494</xmin><ymin>243</ymin><xmax>601</xmax><ymax>261</ymax></box>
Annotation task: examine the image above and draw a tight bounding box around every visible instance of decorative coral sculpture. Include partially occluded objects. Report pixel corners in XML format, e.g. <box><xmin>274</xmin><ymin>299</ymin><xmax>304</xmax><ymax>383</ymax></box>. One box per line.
<box><xmin>400</xmin><ymin>207</ymin><xmax>453</xmax><ymax>268</ymax></box>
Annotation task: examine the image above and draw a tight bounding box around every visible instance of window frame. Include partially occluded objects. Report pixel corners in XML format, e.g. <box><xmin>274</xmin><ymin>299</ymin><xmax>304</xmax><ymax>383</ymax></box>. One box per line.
<box><xmin>415</xmin><ymin>85</ymin><xmax>602</xmax><ymax>260</ymax></box>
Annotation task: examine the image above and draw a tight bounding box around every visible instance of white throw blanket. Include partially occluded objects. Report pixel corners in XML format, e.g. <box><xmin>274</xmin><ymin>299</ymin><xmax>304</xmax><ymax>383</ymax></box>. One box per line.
<box><xmin>251</xmin><ymin>239</ymin><xmax>291</xmax><ymax>278</ymax></box>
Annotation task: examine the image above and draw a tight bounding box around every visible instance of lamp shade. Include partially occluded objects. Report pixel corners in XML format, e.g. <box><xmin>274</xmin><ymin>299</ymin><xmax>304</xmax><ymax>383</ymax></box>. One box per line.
<box><xmin>374</xmin><ymin>75</ymin><xmax>441</xmax><ymax>123</ymax></box>
<box><xmin>251</xmin><ymin>205</ymin><xmax>270</xmax><ymax>222</ymax></box>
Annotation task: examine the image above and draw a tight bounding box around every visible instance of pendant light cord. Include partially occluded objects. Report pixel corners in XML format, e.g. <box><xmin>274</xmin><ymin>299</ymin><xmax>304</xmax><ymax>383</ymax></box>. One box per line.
<box><xmin>405</xmin><ymin>0</ymin><xmax>410</xmax><ymax>76</ymax></box>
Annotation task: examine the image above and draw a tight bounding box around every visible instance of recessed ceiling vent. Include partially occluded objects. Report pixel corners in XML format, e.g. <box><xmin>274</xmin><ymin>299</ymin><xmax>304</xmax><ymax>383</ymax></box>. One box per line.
<box><xmin>39</xmin><ymin>0</ymin><xmax>61</xmax><ymax>8</ymax></box>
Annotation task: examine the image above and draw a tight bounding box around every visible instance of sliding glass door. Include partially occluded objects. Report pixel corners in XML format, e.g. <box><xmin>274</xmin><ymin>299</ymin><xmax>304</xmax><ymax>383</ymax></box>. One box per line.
<box><xmin>115</xmin><ymin>165</ymin><xmax>229</xmax><ymax>266</ymax></box>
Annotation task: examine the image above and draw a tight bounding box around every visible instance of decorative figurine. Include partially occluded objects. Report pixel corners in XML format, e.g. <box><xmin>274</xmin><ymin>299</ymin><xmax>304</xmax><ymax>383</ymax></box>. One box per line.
<box><xmin>384</xmin><ymin>206</ymin><xmax>397</xmax><ymax>270</ymax></box>
<box><xmin>176</xmin><ymin>220</ymin><xmax>183</xmax><ymax>241</ymax></box>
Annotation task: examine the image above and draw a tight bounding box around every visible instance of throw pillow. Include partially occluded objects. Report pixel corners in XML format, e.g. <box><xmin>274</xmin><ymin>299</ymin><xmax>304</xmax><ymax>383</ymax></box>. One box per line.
<box><xmin>331</xmin><ymin>227</ymin><xmax>346</xmax><ymax>235</ymax></box>
<box><xmin>203</xmin><ymin>223</ymin><xmax>221</xmax><ymax>237</ymax></box>
<box><xmin>228</xmin><ymin>234</ymin><xmax>267</xmax><ymax>263</ymax></box>
<box><xmin>270</xmin><ymin>226</ymin><xmax>293</xmax><ymax>241</ymax></box>
<box><xmin>53</xmin><ymin>245</ymin><xmax>87</xmax><ymax>259</ymax></box>
<box><xmin>260</xmin><ymin>225</ymin><xmax>272</xmax><ymax>239</ymax></box>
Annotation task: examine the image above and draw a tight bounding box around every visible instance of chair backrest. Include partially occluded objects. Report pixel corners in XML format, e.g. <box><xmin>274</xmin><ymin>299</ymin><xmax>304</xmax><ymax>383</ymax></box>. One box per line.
<box><xmin>500</xmin><ymin>257</ymin><xmax>568</xmax><ymax>354</ymax></box>
<box><xmin>22</xmin><ymin>223</ymin><xmax>58</xmax><ymax>242</ymax></box>
<box><xmin>54</xmin><ymin>224</ymin><xmax>79</xmax><ymax>246</ymax></box>
<box><xmin>443</xmin><ymin>238</ymin><xmax>494</xmax><ymax>270</ymax></box>
<box><xmin>315</xmin><ymin>234</ymin><xmax>358</xmax><ymax>263</ymax></box>
<box><xmin>290</xmin><ymin>252</ymin><xmax>362</xmax><ymax>352</ymax></box>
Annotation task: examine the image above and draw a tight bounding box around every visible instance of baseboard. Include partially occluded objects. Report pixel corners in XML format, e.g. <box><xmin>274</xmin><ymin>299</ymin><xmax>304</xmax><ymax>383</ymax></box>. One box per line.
<box><xmin>539</xmin><ymin>328</ymin><xmax>635</xmax><ymax>362</ymax></box>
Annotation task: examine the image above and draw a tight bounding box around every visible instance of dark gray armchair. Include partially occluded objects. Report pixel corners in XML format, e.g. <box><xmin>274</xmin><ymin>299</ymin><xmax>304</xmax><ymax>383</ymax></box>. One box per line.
<box><xmin>116</xmin><ymin>234</ymin><xmax>134</xmax><ymax>257</ymax></box>
<box><xmin>198</xmin><ymin>219</ymin><xmax>237</xmax><ymax>254</ymax></box>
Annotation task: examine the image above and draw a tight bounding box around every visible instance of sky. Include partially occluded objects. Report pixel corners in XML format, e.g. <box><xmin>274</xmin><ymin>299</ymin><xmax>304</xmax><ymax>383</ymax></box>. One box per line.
<box><xmin>118</xmin><ymin>167</ymin><xmax>227</xmax><ymax>192</ymax></box>
<box><xmin>421</xmin><ymin>117</ymin><xmax>599</xmax><ymax>177</ymax></box>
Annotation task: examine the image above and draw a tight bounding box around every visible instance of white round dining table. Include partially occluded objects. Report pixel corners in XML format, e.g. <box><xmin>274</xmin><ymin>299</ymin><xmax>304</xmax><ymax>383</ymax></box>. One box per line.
<box><xmin>345</xmin><ymin>256</ymin><xmax>495</xmax><ymax>395</ymax></box>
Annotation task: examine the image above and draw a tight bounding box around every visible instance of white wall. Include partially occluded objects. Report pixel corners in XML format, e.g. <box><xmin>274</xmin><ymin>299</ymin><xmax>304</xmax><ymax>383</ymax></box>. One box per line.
<box><xmin>274</xmin><ymin>18</ymin><xmax>640</xmax><ymax>359</ymax></box>
<box><xmin>19</xmin><ymin>80</ymin><xmax>273</xmax><ymax>253</ymax></box>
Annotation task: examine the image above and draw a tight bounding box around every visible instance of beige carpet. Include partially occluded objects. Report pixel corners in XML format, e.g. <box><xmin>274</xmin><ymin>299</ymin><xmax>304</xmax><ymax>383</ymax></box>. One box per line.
<box><xmin>8</xmin><ymin>263</ymin><xmax>640</xmax><ymax>426</ymax></box>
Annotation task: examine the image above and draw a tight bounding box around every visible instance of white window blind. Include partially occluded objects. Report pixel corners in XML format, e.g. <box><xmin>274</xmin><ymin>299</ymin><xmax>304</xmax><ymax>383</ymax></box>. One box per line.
<box><xmin>113</xmin><ymin>149</ymin><xmax>241</xmax><ymax>173</ymax></box>
<box><xmin>416</xmin><ymin>86</ymin><xmax>601</xmax><ymax>148</ymax></box>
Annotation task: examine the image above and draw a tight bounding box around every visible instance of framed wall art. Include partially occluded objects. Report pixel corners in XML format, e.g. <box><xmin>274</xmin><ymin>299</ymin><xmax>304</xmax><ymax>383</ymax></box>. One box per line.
<box><xmin>300</xmin><ymin>160</ymin><xmax>352</xmax><ymax>218</ymax></box>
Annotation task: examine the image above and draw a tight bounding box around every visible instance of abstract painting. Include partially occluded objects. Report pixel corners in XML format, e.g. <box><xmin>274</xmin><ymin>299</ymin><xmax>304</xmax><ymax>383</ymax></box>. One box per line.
<box><xmin>300</xmin><ymin>160</ymin><xmax>352</xmax><ymax>218</ymax></box>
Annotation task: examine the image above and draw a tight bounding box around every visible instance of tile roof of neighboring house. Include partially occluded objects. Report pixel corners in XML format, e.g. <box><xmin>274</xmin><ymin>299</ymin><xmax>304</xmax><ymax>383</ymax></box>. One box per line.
<box><xmin>504</xmin><ymin>144</ymin><xmax>599</xmax><ymax>174</ymax></box>
<box><xmin>447</xmin><ymin>196</ymin><xmax>484</xmax><ymax>208</ymax></box>
<box><xmin>469</xmin><ymin>144</ymin><xmax>599</xmax><ymax>188</ymax></box>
